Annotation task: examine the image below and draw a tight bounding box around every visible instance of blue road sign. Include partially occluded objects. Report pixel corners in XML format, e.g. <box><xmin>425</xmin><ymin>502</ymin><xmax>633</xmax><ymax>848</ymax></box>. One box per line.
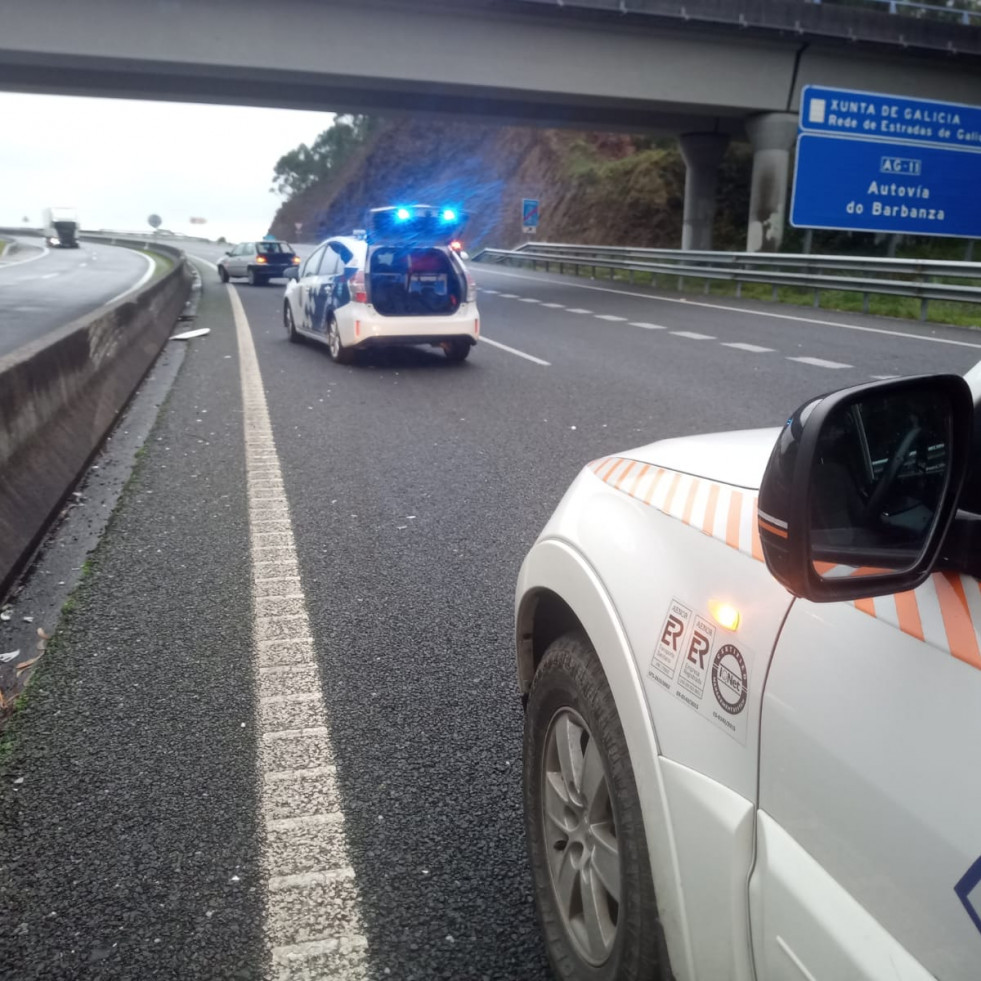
<box><xmin>522</xmin><ymin>199</ymin><xmax>540</xmax><ymax>229</ymax></box>
<box><xmin>791</xmin><ymin>134</ymin><xmax>981</xmax><ymax>238</ymax></box>
<box><xmin>800</xmin><ymin>85</ymin><xmax>981</xmax><ymax>152</ymax></box>
<box><xmin>791</xmin><ymin>86</ymin><xmax>981</xmax><ymax>238</ymax></box>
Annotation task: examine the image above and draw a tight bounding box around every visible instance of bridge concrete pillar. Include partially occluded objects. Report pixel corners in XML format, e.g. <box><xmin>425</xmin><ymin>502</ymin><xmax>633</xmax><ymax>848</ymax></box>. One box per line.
<box><xmin>745</xmin><ymin>112</ymin><xmax>797</xmax><ymax>253</ymax></box>
<box><xmin>679</xmin><ymin>132</ymin><xmax>729</xmax><ymax>251</ymax></box>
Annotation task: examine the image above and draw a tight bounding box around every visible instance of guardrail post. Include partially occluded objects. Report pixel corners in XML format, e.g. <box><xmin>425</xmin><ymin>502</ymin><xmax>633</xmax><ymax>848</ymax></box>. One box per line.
<box><xmin>735</xmin><ymin>282</ymin><xmax>742</xmax><ymax>298</ymax></box>
<box><xmin>813</xmin><ymin>289</ymin><xmax>820</xmax><ymax>308</ymax></box>
<box><xmin>772</xmin><ymin>284</ymin><xmax>778</xmax><ymax>301</ymax></box>
<box><xmin>703</xmin><ymin>280</ymin><xmax>710</xmax><ymax>296</ymax></box>
<box><xmin>627</xmin><ymin>269</ymin><xmax>634</xmax><ymax>284</ymax></box>
<box><xmin>862</xmin><ymin>293</ymin><xmax>870</xmax><ymax>314</ymax></box>
<box><xmin>920</xmin><ymin>298</ymin><xmax>929</xmax><ymax>321</ymax></box>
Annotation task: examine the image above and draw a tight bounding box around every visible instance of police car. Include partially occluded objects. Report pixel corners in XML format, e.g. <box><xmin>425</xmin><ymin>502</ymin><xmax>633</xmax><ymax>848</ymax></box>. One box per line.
<box><xmin>282</xmin><ymin>206</ymin><xmax>478</xmax><ymax>363</ymax></box>
<box><xmin>516</xmin><ymin>366</ymin><xmax>981</xmax><ymax>981</ymax></box>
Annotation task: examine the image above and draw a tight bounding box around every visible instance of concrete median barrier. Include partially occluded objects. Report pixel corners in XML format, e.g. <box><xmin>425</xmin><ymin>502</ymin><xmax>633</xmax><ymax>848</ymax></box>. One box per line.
<box><xmin>0</xmin><ymin>242</ymin><xmax>193</xmax><ymax>596</ymax></box>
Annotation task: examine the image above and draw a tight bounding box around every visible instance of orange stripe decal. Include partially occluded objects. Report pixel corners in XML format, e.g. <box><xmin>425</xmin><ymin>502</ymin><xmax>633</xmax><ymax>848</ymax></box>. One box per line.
<box><xmin>597</xmin><ymin>458</ymin><xmax>620</xmax><ymax>481</ymax></box>
<box><xmin>812</xmin><ymin>560</ymin><xmax>837</xmax><ymax>575</ymax></box>
<box><xmin>629</xmin><ymin>464</ymin><xmax>650</xmax><ymax>499</ymax></box>
<box><xmin>758</xmin><ymin>517</ymin><xmax>788</xmax><ymax>540</ymax></box>
<box><xmin>681</xmin><ymin>481</ymin><xmax>699</xmax><ymax>526</ymax></box>
<box><xmin>750</xmin><ymin>509</ymin><xmax>763</xmax><ymax>561</ymax></box>
<box><xmin>854</xmin><ymin>595</ymin><xmax>877</xmax><ymax>616</ymax></box>
<box><xmin>662</xmin><ymin>472</ymin><xmax>683</xmax><ymax>514</ymax></box>
<box><xmin>615</xmin><ymin>461</ymin><xmax>636</xmax><ymax>490</ymax></box>
<box><xmin>643</xmin><ymin>469</ymin><xmax>665</xmax><ymax>506</ymax></box>
<box><xmin>935</xmin><ymin>572</ymin><xmax>981</xmax><ymax>669</ymax></box>
<box><xmin>726</xmin><ymin>492</ymin><xmax>743</xmax><ymax>550</ymax></box>
<box><xmin>894</xmin><ymin>590</ymin><xmax>925</xmax><ymax>642</ymax></box>
<box><xmin>702</xmin><ymin>484</ymin><xmax>720</xmax><ymax>536</ymax></box>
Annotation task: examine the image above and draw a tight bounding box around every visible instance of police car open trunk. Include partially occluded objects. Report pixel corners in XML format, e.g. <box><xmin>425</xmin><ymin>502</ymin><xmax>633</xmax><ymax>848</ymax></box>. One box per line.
<box><xmin>368</xmin><ymin>246</ymin><xmax>466</xmax><ymax>317</ymax></box>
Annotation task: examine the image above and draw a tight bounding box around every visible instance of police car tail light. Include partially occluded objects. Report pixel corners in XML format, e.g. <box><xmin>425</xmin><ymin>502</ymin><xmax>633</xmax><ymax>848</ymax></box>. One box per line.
<box><xmin>351</xmin><ymin>269</ymin><xmax>367</xmax><ymax>304</ymax></box>
<box><xmin>465</xmin><ymin>272</ymin><xmax>476</xmax><ymax>303</ymax></box>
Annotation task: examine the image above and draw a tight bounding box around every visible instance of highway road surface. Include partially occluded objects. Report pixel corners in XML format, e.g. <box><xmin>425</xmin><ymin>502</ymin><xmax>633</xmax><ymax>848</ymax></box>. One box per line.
<box><xmin>1</xmin><ymin>257</ymin><xmax>979</xmax><ymax>979</ymax></box>
<box><xmin>0</xmin><ymin>234</ymin><xmax>154</xmax><ymax>358</ymax></box>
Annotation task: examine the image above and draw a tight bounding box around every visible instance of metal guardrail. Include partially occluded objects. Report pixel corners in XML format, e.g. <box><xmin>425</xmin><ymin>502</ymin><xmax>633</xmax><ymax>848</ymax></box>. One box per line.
<box><xmin>815</xmin><ymin>0</ymin><xmax>981</xmax><ymax>28</ymax></box>
<box><xmin>473</xmin><ymin>243</ymin><xmax>981</xmax><ymax>320</ymax></box>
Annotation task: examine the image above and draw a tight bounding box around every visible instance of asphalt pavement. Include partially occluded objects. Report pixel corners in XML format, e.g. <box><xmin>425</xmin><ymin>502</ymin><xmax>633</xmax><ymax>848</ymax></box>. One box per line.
<box><xmin>0</xmin><ymin>235</ymin><xmax>153</xmax><ymax>357</ymax></box>
<box><xmin>1</xmin><ymin>258</ymin><xmax>979</xmax><ymax>980</ymax></box>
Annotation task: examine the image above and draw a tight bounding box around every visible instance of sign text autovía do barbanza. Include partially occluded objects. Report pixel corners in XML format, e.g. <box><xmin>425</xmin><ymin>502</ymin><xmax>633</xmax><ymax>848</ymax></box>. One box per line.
<box><xmin>791</xmin><ymin>85</ymin><xmax>981</xmax><ymax>239</ymax></box>
<box><xmin>800</xmin><ymin>85</ymin><xmax>981</xmax><ymax>151</ymax></box>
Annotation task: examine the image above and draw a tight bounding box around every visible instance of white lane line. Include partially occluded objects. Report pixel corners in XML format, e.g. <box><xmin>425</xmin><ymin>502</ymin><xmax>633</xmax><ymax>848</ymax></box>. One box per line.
<box><xmin>518</xmin><ymin>297</ymin><xmax>541</xmax><ymax>303</ymax></box>
<box><xmin>39</xmin><ymin>272</ymin><xmax>58</xmax><ymax>280</ymax></box>
<box><xmin>498</xmin><ymin>292</ymin><xmax>519</xmax><ymax>298</ymax></box>
<box><xmin>0</xmin><ymin>241</ymin><xmax>50</xmax><ymax>269</ymax></box>
<box><xmin>595</xmin><ymin>314</ymin><xmax>627</xmax><ymax>322</ymax></box>
<box><xmin>481</xmin><ymin>288</ymin><xmax>499</xmax><ymax>294</ymax></box>
<box><xmin>788</xmin><ymin>356</ymin><xmax>853</xmax><ymax>369</ymax></box>
<box><xmin>630</xmin><ymin>322</ymin><xmax>666</xmax><ymax>330</ymax></box>
<box><xmin>871</xmin><ymin>374</ymin><xmax>900</xmax><ymax>380</ymax></box>
<box><xmin>227</xmin><ymin>284</ymin><xmax>367</xmax><ymax>978</ymax></box>
<box><xmin>671</xmin><ymin>331</ymin><xmax>715</xmax><ymax>340</ymax></box>
<box><xmin>479</xmin><ymin>336</ymin><xmax>551</xmax><ymax>366</ymax></box>
<box><xmin>541</xmin><ymin>302</ymin><xmax>565</xmax><ymax>309</ymax></box>
<box><xmin>106</xmin><ymin>250</ymin><xmax>155</xmax><ymax>305</ymax></box>
<box><xmin>722</xmin><ymin>342</ymin><xmax>774</xmax><ymax>353</ymax></box>
<box><xmin>475</xmin><ymin>266</ymin><xmax>981</xmax><ymax>351</ymax></box>
<box><xmin>566</xmin><ymin>308</ymin><xmax>592</xmax><ymax>314</ymax></box>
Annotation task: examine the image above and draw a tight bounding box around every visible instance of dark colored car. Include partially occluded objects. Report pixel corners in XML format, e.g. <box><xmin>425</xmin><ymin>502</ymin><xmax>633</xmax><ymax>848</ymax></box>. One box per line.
<box><xmin>218</xmin><ymin>240</ymin><xmax>300</xmax><ymax>286</ymax></box>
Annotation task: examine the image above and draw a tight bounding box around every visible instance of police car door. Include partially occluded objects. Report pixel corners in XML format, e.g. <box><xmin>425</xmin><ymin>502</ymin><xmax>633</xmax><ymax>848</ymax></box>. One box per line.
<box><xmin>752</xmin><ymin>580</ymin><xmax>981</xmax><ymax>980</ymax></box>
<box><xmin>297</xmin><ymin>245</ymin><xmax>326</xmax><ymax>331</ymax></box>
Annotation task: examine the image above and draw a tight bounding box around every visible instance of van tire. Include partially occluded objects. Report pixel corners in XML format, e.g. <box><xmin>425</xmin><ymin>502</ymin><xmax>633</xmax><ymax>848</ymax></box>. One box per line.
<box><xmin>524</xmin><ymin>633</ymin><xmax>670</xmax><ymax>981</ymax></box>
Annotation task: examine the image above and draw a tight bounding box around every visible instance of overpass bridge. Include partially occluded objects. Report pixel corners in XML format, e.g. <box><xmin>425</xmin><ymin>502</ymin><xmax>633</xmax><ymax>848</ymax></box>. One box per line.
<box><xmin>3</xmin><ymin>0</ymin><xmax>980</xmax><ymax>250</ymax></box>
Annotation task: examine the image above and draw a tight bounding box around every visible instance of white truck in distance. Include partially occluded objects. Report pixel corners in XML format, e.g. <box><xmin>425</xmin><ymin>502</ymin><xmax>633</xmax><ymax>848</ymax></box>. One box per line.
<box><xmin>42</xmin><ymin>207</ymin><xmax>79</xmax><ymax>248</ymax></box>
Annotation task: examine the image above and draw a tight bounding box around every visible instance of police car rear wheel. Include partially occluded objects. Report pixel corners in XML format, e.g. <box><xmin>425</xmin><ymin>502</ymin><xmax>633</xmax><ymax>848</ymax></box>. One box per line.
<box><xmin>442</xmin><ymin>339</ymin><xmax>470</xmax><ymax>362</ymax></box>
<box><xmin>524</xmin><ymin>633</ymin><xmax>669</xmax><ymax>981</ymax></box>
<box><xmin>285</xmin><ymin>303</ymin><xmax>300</xmax><ymax>344</ymax></box>
<box><xmin>327</xmin><ymin>314</ymin><xmax>353</xmax><ymax>365</ymax></box>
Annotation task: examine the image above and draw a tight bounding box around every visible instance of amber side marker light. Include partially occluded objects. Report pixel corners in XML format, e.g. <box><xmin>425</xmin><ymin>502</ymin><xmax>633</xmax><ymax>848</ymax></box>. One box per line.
<box><xmin>709</xmin><ymin>601</ymin><xmax>740</xmax><ymax>631</ymax></box>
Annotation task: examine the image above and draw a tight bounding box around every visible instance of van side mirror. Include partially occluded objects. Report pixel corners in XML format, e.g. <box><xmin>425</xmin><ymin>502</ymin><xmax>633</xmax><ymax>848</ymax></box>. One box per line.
<box><xmin>758</xmin><ymin>375</ymin><xmax>973</xmax><ymax>602</ymax></box>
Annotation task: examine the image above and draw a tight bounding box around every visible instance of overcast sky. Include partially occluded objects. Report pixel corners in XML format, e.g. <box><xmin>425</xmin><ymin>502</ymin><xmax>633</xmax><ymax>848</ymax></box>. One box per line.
<box><xmin>0</xmin><ymin>92</ymin><xmax>333</xmax><ymax>242</ymax></box>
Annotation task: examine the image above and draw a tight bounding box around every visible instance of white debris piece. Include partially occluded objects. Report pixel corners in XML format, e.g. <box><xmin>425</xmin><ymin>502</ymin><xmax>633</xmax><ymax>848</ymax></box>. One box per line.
<box><xmin>170</xmin><ymin>327</ymin><xmax>211</xmax><ymax>341</ymax></box>
<box><xmin>1</xmin><ymin>650</ymin><xmax>20</xmax><ymax>662</ymax></box>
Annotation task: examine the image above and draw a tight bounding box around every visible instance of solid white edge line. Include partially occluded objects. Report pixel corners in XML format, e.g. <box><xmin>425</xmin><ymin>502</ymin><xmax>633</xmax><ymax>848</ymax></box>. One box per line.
<box><xmin>479</xmin><ymin>336</ymin><xmax>551</xmax><ymax>366</ymax></box>
<box><xmin>0</xmin><ymin>240</ymin><xmax>51</xmax><ymax>270</ymax></box>
<box><xmin>475</xmin><ymin>265</ymin><xmax>981</xmax><ymax>351</ymax></box>
<box><xmin>106</xmin><ymin>249</ymin><xmax>155</xmax><ymax>305</ymax></box>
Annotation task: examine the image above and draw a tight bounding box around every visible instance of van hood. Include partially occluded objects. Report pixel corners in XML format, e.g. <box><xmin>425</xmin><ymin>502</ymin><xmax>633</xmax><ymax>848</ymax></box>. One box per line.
<box><xmin>620</xmin><ymin>427</ymin><xmax>782</xmax><ymax>491</ymax></box>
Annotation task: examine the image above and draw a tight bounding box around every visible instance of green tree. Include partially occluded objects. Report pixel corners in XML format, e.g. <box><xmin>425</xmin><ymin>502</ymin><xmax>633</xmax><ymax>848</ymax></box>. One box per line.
<box><xmin>271</xmin><ymin>115</ymin><xmax>380</xmax><ymax>198</ymax></box>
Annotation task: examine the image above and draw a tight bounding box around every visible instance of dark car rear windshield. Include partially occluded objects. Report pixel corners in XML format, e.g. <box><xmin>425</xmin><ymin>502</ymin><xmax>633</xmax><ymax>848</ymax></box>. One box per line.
<box><xmin>257</xmin><ymin>242</ymin><xmax>291</xmax><ymax>254</ymax></box>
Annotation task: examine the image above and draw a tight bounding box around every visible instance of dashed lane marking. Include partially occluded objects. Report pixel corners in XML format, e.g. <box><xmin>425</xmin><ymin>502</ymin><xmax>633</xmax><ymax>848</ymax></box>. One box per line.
<box><xmin>541</xmin><ymin>302</ymin><xmax>565</xmax><ymax>309</ymax></box>
<box><xmin>722</xmin><ymin>342</ymin><xmax>774</xmax><ymax>353</ymax></box>
<box><xmin>787</xmin><ymin>356</ymin><xmax>852</xmax><ymax>369</ymax></box>
<box><xmin>566</xmin><ymin>308</ymin><xmax>593</xmax><ymax>314</ymax></box>
<box><xmin>474</xmin><ymin>265</ymin><xmax>981</xmax><ymax>351</ymax></box>
<box><xmin>518</xmin><ymin>297</ymin><xmax>541</xmax><ymax>303</ymax></box>
<box><xmin>671</xmin><ymin>331</ymin><xmax>715</xmax><ymax>340</ymax></box>
<box><xmin>227</xmin><ymin>284</ymin><xmax>368</xmax><ymax>980</ymax></box>
<box><xmin>498</xmin><ymin>292</ymin><xmax>519</xmax><ymax>298</ymax></box>
<box><xmin>630</xmin><ymin>322</ymin><xmax>666</xmax><ymax>330</ymax></box>
<box><xmin>479</xmin><ymin>336</ymin><xmax>551</xmax><ymax>366</ymax></box>
<box><xmin>595</xmin><ymin>314</ymin><xmax>626</xmax><ymax>322</ymax></box>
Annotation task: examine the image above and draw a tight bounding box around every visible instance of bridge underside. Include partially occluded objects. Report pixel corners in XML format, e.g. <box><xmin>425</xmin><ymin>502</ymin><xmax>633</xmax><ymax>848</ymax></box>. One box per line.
<box><xmin>4</xmin><ymin>0</ymin><xmax>980</xmax><ymax>250</ymax></box>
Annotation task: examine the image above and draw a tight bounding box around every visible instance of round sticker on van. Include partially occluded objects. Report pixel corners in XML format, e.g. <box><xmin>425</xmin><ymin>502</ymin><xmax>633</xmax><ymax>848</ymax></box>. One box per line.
<box><xmin>711</xmin><ymin>644</ymin><xmax>748</xmax><ymax>715</ymax></box>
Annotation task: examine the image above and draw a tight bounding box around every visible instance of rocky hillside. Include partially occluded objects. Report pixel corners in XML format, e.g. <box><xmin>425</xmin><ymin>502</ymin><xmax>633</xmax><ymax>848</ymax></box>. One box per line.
<box><xmin>269</xmin><ymin>118</ymin><xmax>753</xmax><ymax>252</ymax></box>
